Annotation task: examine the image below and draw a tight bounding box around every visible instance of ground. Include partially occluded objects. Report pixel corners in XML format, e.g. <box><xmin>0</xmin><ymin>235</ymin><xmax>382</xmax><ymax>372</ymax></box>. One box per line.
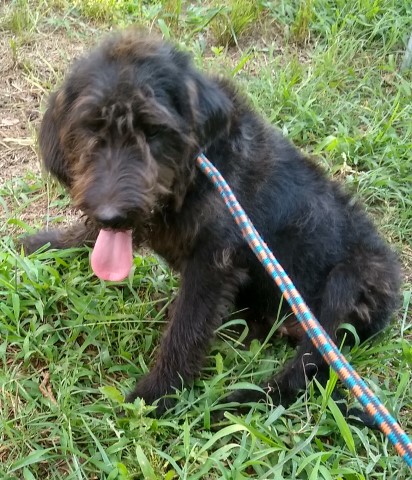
<box><xmin>0</xmin><ymin>28</ymin><xmax>86</xmax><ymax>226</ymax></box>
<box><xmin>0</xmin><ymin>1</ymin><xmax>412</xmax><ymax>479</ymax></box>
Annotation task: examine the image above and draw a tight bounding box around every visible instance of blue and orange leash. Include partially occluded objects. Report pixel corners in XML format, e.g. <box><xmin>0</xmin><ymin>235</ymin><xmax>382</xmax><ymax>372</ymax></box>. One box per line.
<box><xmin>196</xmin><ymin>153</ymin><xmax>412</xmax><ymax>468</ymax></box>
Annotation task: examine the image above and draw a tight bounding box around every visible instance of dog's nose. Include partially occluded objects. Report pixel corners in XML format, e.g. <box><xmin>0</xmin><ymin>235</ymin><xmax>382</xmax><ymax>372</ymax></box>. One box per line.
<box><xmin>94</xmin><ymin>205</ymin><xmax>127</xmax><ymax>228</ymax></box>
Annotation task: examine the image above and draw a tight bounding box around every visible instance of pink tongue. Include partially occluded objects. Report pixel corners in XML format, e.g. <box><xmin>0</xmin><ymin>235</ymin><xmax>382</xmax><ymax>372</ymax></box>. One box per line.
<box><xmin>91</xmin><ymin>229</ymin><xmax>133</xmax><ymax>281</ymax></box>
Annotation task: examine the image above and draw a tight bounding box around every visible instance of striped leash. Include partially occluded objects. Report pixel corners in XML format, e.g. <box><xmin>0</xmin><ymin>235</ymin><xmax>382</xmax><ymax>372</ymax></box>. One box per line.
<box><xmin>196</xmin><ymin>153</ymin><xmax>412</xmax><ymax>468</ymax></box>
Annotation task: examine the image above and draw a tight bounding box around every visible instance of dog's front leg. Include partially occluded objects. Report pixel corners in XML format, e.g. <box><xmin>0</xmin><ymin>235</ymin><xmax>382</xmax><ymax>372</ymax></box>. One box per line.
<box><xmin>21</xmin><ymin>221</ymin><xmax>99</xmax><ymax>254</ymax></box>
<box><xmin>127</xmin><ymin>250</ymin><xmax>239</xmax><ymax>413</ymax></box>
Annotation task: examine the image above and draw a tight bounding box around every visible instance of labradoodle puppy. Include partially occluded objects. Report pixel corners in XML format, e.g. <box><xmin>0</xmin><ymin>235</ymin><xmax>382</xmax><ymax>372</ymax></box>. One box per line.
<box><xmin>23</xmin><ymin>29</ymin><xmax>401</xmax><ymax>415</ymax></box>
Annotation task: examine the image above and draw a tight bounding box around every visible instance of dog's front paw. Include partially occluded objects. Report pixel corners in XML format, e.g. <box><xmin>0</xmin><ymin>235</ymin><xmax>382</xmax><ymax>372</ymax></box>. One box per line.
<box><xmin>126</xmin><ymin>374</ymin><xmax>177</xmax><ymax>416</ymax></box>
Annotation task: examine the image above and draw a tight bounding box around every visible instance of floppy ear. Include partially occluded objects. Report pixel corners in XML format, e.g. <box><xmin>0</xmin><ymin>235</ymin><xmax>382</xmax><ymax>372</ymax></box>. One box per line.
<box><xmin>188</xmin><ymin>72</ymin><xmax>233</xmax><ymax>146</ymax></box>
<box><xmin>168</xmin><ymin>73</ymin><xmax>233</xmax><ymax>212</ymax></box>
<box><xmin>39</xmin><ymin>91</ymin><xmax>72</xmax><ymax>188</ymax></box>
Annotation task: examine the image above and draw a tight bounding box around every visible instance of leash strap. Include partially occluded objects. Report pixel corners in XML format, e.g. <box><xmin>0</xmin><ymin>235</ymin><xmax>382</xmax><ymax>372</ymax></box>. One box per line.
<box><xmin>196</xmin><ymin>153</ymin><xmax>412</xmax><ymax>467</ymax></box>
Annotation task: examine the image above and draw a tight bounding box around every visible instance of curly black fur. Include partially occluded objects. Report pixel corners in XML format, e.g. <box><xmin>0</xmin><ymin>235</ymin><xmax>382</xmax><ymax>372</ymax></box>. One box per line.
<box><xmin>23</xmin><ymin>29</ymin><xmax>401</xmax><ymax>419</ymax></box>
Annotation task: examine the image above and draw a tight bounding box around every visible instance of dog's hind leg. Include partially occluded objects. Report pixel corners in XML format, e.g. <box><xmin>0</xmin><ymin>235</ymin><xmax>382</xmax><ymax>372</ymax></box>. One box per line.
<box><xmin>20</xmin><ymin>221</ymin><xmax>99</xmax><ymax>254</ymax></box>
<box><xmin>228</xmin><ymin>248</ymin><xmax>400</xmax><ymax>417</ymax></box>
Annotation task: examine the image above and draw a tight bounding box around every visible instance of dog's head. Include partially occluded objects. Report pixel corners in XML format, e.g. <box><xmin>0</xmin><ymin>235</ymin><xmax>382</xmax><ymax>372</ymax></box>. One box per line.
<box><xmin>40</xmin><ymin>29</ymin><xmax>232</xmax><ymax>229</ymax></box>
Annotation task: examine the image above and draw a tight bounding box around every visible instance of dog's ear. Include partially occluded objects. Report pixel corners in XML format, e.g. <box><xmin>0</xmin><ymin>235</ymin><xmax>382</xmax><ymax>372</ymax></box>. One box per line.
<box><xmin>187</xmin><ymin>72</ymin><xmax>232</xmax><ymax>146</ymax></box>
<box><xmin>39</xmin><ymin>91</ymin><xmax>72</xmax><ymax>188</ymax></box>
<box><xmin>168</xmin><ymin>73</ymin><xmax>233</xmax><ymax>212</ymax></box>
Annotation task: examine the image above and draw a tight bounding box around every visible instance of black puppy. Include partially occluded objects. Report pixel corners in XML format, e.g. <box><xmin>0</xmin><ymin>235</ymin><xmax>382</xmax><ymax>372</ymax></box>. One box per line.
<box><xmin>23</xmin><ymin>29</ymin><xmax>401</xmax><ymax>414</ymax></box>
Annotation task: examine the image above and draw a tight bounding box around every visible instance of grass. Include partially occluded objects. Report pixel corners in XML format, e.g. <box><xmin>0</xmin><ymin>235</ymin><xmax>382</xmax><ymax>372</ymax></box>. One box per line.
<box><xmin>210</xmin><ymin>0</ymin><xmax>261</xmax><ymax>46</ymax></box>
<box><xmin>0</xmin><ymin>0</ymin><xmax>412</xmax><ymax>478</ymax></box>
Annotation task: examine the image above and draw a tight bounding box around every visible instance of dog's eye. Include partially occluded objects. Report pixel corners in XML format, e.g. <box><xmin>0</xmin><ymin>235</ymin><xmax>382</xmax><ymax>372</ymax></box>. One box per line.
<box><xmin>86</xmin><ymin>119</ymin><xmax>105</xmax><ymax>133</ymax></box>
<box><xmin>145</xmin><ymin>125</ymin><xmax>162</xmax><ymax>139</ymax></box>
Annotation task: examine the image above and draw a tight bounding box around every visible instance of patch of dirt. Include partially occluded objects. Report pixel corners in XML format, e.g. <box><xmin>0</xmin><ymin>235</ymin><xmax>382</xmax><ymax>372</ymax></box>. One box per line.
<box><xmin>403</xmin><ymin>245</ymin><xmax>412</xmax><ymax>285</ymax></box>
<box><xmin>0</xmin><ymin>18</ymin><xmax>96</xmax><ymax>228</ymax></box>
<box><xmin>0</xmin><ymin>36</ymin><xmax>39</xmax><ymax>182</ymax></box>
<box><xmin>0</xmin><ymin>29</ymin><xmax>90</xmax><ymax>181</ymax></box>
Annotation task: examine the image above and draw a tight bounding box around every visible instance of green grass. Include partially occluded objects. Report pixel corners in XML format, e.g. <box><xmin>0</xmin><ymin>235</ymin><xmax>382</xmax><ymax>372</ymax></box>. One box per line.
<box><xmin>210</xmin><ymin>0</ymin><xmax>261</xmax><ymax>46</ymax></box>
<box><xmin>1</xmin><ymin>0</ymin><xmax>412</xmax><ymax>478</ymax></box>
